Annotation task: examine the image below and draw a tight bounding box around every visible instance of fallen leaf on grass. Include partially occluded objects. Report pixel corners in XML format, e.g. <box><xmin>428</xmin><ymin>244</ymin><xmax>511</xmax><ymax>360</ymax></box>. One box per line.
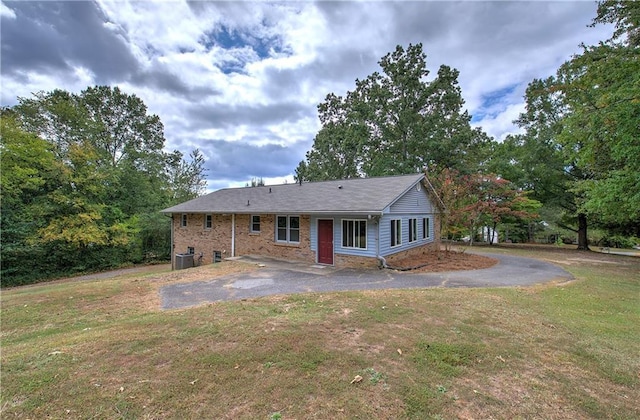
<box><xmin>397</xmin><ymin>349</ymin><xmax>402</xmax><ymax>355</ymax></box>
<box><xmin>190</xmin><ymin>379</ymin><xmax>198</xmax><ymax>385</ymax></box>
<box><xmin>350</xmin><ymin>375</ymin><xmax>363</xmax><ymax>384</ymax></box>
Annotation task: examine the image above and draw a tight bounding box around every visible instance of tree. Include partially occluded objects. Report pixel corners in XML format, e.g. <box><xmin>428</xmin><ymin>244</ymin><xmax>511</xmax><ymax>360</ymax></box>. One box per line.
<box><xmin>489</xmin><ymin>77</ymin><xmax>591</xmax><ymax>248</ymax></box>
<box><xmin>166</xmin><ymin>149</ymin><xmax>207</xmax><ymax>203</ymax></box>
<box><xmin>463</xmin><ymin>175</ymin><xmax>541</xmax><ymax>245</ymax></box>
<box><xmin>426</xmin><ymin>167</ymin><xmax>472</xmax><ymax>249</ymax></box>
<box><xmin>0</xmin><ymin>112</ymin><xmax>57</xmax><ymax>203</ymax></box>
<box><xmin>592</xmin><ymin>0</ymin><xmax>640</xmax><ymax>47</ymax></box>
<box><xmin>4</xmin><ymin>86</ymin><xmax>207</xmax><ymax>284</ymax></box>
<box><xmin>490</xmin><ymin>1</ymin><xmax>640</xmax><ymax>248</ymax></box>
<box><xmin>81</xmin><ymin>86</ymin><xmax>165</xmax><ymax>168</ymax></box>
<box><xmin>15</xmin><ymin>86</ymin><xmax>171</xmax><ymax>213</ymax></box>
<box><xmin>556</xmin><ymin>26</ymin><xmax>640</xmax><ymax>233</ymax></box>
<box><xmin>245</xmin><ymin>176</ymin><xmax>266</xmax><ymax>187</ymax></box>
<box><xmin>296</xmin><ymin>44</ymin><xmax>492</xmax><ymax>181</ymax></box>
<box><xmin>429</xmin><ymin>167</ymin><xmax>540</xmax><ymax>246</ymax></box>
<box><xmin>13</xmin><ymin>89</ymin><xmax>92</xmax><ymax>157</ymax></box>
<box><xmin>0</xmin><ymin>113</ymin><xmax>60</xmax><ymax>282</ymax></box>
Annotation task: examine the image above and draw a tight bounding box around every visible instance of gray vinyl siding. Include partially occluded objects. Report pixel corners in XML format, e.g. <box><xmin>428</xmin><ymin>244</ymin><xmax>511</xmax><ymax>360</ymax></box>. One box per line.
<box><xmin>310</xmin><ymin>182</ymin><xmax>437</xmax><ymax>258</ymax></box>
<box><xmin>310</xmin><ymin>215</ymin><xmax>377</xmax><ymax>257</ymax></box>
<box><xmin>378</xmin><ymin>186</ymin><xmax>437</xmax><ymax>257</ymax></box>
<box><xmin>388</xmin><ymin>185</ymin><xmax>433</xmax><ymax>214</ymax></box>
<box><xmin>422</xmin><ymin>216</ymin><xmax>434</xmax><ymax>240</ymax></box>
<box><xmin>379</xmin><ymin>214</ymin><xmax>435</xmax><ymax>257</ymax></box>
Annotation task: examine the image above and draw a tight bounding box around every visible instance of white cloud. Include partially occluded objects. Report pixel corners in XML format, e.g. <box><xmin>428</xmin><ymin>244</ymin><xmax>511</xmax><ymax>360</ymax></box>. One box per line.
<box><xmin>0</xmin><ymin>1</ymin><xmax>16</xmax><ymax>19</ymax></box>
<box><xmin>473</xmin><ymin>102</ymin><xmax>527</xmax><ymax>143</ymax></box>
<box><xmin>1</xmin><ymin>0</ymin><xmax>613</xmax><ymax>190</ymax></box>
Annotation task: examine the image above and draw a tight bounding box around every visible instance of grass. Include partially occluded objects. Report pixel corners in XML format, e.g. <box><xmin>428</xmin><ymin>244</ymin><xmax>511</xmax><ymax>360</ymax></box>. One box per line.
<box><xmin>1</xmin><ymin>247</ymin><xmax>639</xmax><ymax>419</ymax></box>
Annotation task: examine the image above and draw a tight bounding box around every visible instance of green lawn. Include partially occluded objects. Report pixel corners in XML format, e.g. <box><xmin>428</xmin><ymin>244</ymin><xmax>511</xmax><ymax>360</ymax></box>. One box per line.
<box><xmin>2</xmin><ymin>247</ymin><xmax>638</xmax><ymax>419</ymax></box>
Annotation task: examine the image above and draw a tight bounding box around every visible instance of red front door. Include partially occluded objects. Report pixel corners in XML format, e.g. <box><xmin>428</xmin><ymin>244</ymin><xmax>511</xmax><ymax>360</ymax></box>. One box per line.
<box><xmin>318</xmin><ymin>219</ymin><xmax>334</xmax><ymax>265</ymax></box>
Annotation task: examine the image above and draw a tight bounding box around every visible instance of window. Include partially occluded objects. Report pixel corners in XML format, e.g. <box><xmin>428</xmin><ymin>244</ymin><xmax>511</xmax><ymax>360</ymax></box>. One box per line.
<box><xmin>390</xmin><ymin>219</ymin><xmax>402</xmax><ymax>247</ymax></box>
<box><xmin>409</xmin><ymin>218</ymin><xmax>418</xmax><ymax>243</ymax></box>
<box><xmin>289</xmin><ymin>216</ymin><xmax>300</xmax><ymax>242</ymax></box>
<box><xmin>277</xmin><ymin>216</ymin><xmax>287</xmax><ymax>241</ymax></box>
<box><xmin>187</xmin><ymin>247</ymin><xmax>195</xmax><ymax>254</ymax></box>
<box><xmin>276</xmin><ymin>215</ymin><xmax>300</xmax><ymax>244</ymax></box>
<box><xmin>205</xmin><ymin>214</ymin><xmax>212</xmax><ymax>229</ymax></box>
<box><xmin>423</xmin><ymin>217</ymin><xmax>430</xmax><ymax>239</ymax></box>
<box><xmin>251</xmin><ymin>215</ymin><xmax>261</xmax><ymax>233</ymax></box>
<box><xmin>342</xmin><ymin>220</ymin><xmax>367</xmax><ymax>249</ymax></box>
<box><xmin>181</xmin><ymin>214</ymin><xmax>187</xmax><ymax>228</ymax></box>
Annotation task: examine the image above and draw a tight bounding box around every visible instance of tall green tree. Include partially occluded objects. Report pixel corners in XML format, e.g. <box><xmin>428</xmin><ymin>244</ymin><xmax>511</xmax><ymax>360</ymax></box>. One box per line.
<box><xmin>166</xmin><ymin>149</ymin><xmax>208</xmax><ymax>202</ymax></box>
<box><xmin>491</xmin><ymin>1</ymin><xmax>639</xmax><ymax>248</ymax></box>
<box><xmin>489</xmin><ymin>77</ymin><xmax>591</xmax><ymax>247</ymax></box>
<box><xmin>14</xmin><ymin>89</ymin><xmax>92</xmax><ymax>156</ymax></box>
<box><xmin>3</xmin><ymin>86</ymin><xmax>207</xmax><ymax>285</ymax></box>
<box><xmin>81</xmin><ymin>85</ymin><xmax>165</xmax><ymax>167</ymax></box>
<box><xmin>0</xmin><ymin>113</ymin><xmax>60</xmax><ymax>281</ymax></box>
<box><xmin>555</xmin><ymin>2</ymin><xmax>640</xmax><ymax>232</ymax></box>
<box><xmin>296</xmin><ymin>44</ymin><xmax>492</xmax><ymax>181</ymax></box>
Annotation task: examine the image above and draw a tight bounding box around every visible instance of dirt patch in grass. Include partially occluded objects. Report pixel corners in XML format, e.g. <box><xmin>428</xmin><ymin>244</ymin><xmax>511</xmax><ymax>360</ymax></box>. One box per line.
<box><xmin>391</xmin><ymin>250</ymin><xmax>498</xmax><ymax>272</ymax></box>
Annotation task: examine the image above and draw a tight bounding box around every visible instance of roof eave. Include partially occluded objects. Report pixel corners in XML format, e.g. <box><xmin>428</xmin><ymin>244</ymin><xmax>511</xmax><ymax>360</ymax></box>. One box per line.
<box><xmin>160</xmin><ymin>210</ymin><xmax>385</xmax><ymax>215</ymax></box>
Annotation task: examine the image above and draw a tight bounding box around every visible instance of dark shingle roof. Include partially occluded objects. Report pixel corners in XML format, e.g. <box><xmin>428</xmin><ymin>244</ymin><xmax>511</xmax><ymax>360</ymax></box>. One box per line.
<box><xmin>161</xmin><ymin>173</ymin><xmax>430</xmax><ymax>215</ymax></box>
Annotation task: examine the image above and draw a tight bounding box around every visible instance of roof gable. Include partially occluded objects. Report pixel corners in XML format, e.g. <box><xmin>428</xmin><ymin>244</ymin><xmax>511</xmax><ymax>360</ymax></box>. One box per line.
<box><xmin>161</xmin><ymin>173</ymin><xmax>433</xmax><ymax>215</ymax></box>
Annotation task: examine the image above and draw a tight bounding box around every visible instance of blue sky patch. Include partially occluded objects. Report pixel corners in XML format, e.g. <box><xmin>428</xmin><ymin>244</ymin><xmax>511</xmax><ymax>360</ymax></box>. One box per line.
<box><xmin>201</xmin><ymin>24</ymin><xmax>284</xmax><ymax>57</ymax></box>
<box><xmin>471</xmin><ymin>84</ymin><xmax>519</xmax><ymax>122</ymax></box>
<box><xmin>199</xmin><ymin>25</ymin><xmax>286</xmax><ymax>74</ymax></box>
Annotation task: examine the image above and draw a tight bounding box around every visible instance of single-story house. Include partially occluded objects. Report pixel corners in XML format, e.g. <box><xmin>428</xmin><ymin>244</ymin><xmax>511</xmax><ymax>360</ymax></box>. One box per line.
<box><xmin>160</xmin><ymin>173</ymin><xmax>443</xmax><ymax>269</ymax></box>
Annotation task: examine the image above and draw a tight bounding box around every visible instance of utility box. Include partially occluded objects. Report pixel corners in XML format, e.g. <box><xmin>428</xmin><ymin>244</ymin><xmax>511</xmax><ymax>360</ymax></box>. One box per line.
<box><xmin>213</xmin><ymin>251</ymin><xmax>222</xmax><ymax>263</ymax></box>
<box><xmin>175</xmin><ymin>253</ymin><xmax>194</xmax><ymax>270</ymax></box>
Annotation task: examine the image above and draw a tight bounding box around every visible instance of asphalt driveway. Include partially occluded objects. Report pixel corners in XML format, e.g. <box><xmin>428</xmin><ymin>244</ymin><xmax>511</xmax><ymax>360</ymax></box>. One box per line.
<box><xmin>160</xmin><ymin>253</ymin><xmax>573</xmax><ymax>310</ymax></box>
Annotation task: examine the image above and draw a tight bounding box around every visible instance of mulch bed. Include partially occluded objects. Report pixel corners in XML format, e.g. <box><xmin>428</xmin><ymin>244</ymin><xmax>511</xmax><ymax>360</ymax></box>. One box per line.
<box><xmin>389</xmin><ymin>250</ymin><xmax>498</xmax><ymax>272</ymax></box>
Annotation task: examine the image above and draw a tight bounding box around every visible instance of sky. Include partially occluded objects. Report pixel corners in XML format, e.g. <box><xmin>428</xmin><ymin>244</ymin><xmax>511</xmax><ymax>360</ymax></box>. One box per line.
<box><xmin>1</xmin><ymin>1</ymin><xmax>613</xmax><ymax>191</ymax></box>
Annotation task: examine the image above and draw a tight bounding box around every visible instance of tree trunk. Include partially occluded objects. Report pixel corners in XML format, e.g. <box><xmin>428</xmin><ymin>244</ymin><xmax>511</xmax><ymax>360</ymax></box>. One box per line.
<box><xmin>490</xmin><ymin>222</ymin><xmax>497</xmax><ymax>245</ymax></box>
<box><xmin>577</xmin><ymin>213</ymin><xmax>590</xmax><ymax>251</ymax></box>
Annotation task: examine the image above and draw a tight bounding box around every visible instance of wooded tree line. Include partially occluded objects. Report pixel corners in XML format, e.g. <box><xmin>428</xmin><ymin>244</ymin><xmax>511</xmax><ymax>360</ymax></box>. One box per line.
<box><xmin>1</xmin><ymin>86</ymin><xmax>206</xmax><ymax>286</ymax></box>
<box><xmin>1</xmin><ymin>1</ymin><xmax>636</xmax><ymax>286</ymax></box>
<box><xmin>296</xmin><ymin>0</ymin><xmax>639</xmax><ymax>249</ymax></box>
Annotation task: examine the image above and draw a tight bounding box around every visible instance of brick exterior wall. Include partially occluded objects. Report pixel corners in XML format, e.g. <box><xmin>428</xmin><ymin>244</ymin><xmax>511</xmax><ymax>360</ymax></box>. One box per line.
<box><xmin>172</xmin><ymin>213</ymin><xmax>314</xmax><ymax>267</ymax></box>
<box><xmin>234</xmin><ymin>214</ymin><xmax>315</xmax><ymax>262</ymax></box>
<box><xmin>334</xmin><ymin>253</ymin><xmax>380</xmax><ymax>269</ymax></box>
<box><xmin>172</xmin><ymin>213</ymin><xmax>441</xmax><ymax>269</ymax></box>
<box><xmin>172</xmin><ymin>213</ymin><xmax>233</xmax><ymax>265</ymax></box>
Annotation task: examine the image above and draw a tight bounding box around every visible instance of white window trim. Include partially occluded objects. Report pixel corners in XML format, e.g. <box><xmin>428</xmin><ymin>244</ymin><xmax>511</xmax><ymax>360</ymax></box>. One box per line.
<box><xmin>250</xmin><ymin>215</ymin><xmax>261</xmax><ymax>233</ymax></box>
<box><xmin>409</xmin><ymin>218</ymin><xmax>418</xmax><ymax>243</ymax></box>
<box><xmin>276</xmin><ymin>215</ymin><xmax>300</xmax><ymax>244</ymax></box>
<box><xmin>391</xmin><ymin>219</ymin><xmax>402</xmax><ymax>248</ymax></box>
<box><xmin>181</xmin><ymin>213</ymin><xmax>187</xmax><ymax>228</ymax></box>
<box><xmin>342</xmin><ymin>219</ymin><xmax>367</xmax><ymax>249</ymax></box>
<box><xmin>423</xmin><ymin>217</ymin><xmax>430</xmax><ymax>239</ymax></box>
<box><xmin>204</xmin><ymin>214</ymin><xmax>212</xmax><ymax>229</ymax></box>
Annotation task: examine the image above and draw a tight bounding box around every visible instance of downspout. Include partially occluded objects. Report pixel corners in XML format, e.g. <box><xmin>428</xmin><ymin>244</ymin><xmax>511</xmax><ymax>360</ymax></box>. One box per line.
<box><xmin>231</xmin><ymin>213</ymin><xmax>235</xmax><ymax>257</ymax></box>
<box><xmin>373</xmin><ymin>214</ymin><xmax>388</xmax><ymax>269</ymax></box>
